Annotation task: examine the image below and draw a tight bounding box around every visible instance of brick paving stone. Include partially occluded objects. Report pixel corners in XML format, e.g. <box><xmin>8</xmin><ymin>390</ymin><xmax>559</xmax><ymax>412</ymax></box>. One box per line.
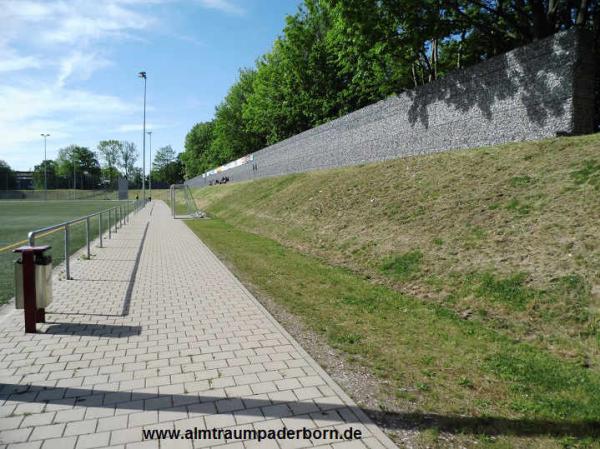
<box><xmin>0</xmin><ymin>203</ymin><xmax>396</xmax><ymax>449</ymax></box>
<box><xmin>29</xmin><ymin>424</ymin><xmax>65</xmax><ymax>441</ymax></box>
<box><xmin>41</xmin><ymin>437</ymin><xmax>77</xmax><ymax>449</ymax></box>
<box><xmin>7</xmin><ymin>441</ymin><xmax>42</xmax><ymax>449</ymax></box>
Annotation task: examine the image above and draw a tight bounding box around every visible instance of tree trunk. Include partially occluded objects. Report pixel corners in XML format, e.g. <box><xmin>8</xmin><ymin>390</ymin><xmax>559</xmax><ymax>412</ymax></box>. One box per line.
<box><xmin>432</xmin><ymin>38</ymin><xmax>438</xmax><ymax>80</ymax></box>
<box><xmin>411</xmin><ymin>63</ymin><xmax>418</xmax><ymax>87</ymax></box>
<box><xmin>531</xmin><ymin>0</ymin><xmax>551</xmax><ymax>38</ymax></box>
<box><xmin>576</xmin><ymin>0</ymin><xmax>590</xmax><ymax>26</ymax></box>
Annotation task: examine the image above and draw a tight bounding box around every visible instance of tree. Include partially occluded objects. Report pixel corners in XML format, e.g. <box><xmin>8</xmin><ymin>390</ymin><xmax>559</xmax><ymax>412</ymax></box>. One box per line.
<box><xmin>183</xmin><ymin>0</ymin><xmax>600</xmax><ymax>172</ymax></box>
<box><xmin>210</xmin><ymin>69</ymin><xmax>267</xmax><ymax>164</ymax></box>
<box><xmin>244</xmin><ymin>1</ymin><xmax>344</xmax><ymax>144</ymax></box>
<box><xmin>97</xmin><ymin>140</ymin><xmax>122</xmax><ymax>184</ymax></box>
<box><xmin>56</xmin><ymin>145</ymin><xmax>101</xmax><ymax>189</ymax></box>
<box><xmin>118</xmin><ymin>141</ymin><xmax>138</xmax><ymax>179</ymax></box>
<box><xmin>153</xmin><ymin>145</ymin><xmax>176</xmax><ymax>170</ymax></box>
<box><xmin>152</xmin><ymin>145</ymin><xmax>184</xmax><ymax>185</ymax></box>
<box><xmin>129</xmin><ymin>167</ymin><xmax>144</xmax><ymax>189</ymax></box>
<box><xmin>181</xmin><ymin>121</ymin><xmax>215</xmax><ymax>178</ymax></box>
<box><xmin>0</xmin><ymin>160</ymin><xmax>17</xmax><ymax>190</ymax></box>
<box><xmin>32</xmin><ymin>160</ymin><xmax>58</xmax><ymax>190</ymax></box>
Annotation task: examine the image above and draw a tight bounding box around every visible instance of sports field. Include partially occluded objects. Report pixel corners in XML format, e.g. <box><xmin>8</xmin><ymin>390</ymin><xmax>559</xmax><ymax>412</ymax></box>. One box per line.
<box><xmin>0</xmin><ymin>200</ymin><xmax>129</xmax><ymax>305</ymax></box>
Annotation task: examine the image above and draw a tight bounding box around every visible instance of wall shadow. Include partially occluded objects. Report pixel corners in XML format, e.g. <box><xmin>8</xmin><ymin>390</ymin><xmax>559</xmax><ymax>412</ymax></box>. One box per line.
<box><xmin>1</xmin><ymin>383</ymin><xmax>598</xmax><ymax>439</ymax></box>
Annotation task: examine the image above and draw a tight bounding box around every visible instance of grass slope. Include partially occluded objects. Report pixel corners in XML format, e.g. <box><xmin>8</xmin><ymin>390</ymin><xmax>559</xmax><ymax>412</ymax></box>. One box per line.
<box><xmin>188</xmin><ymin>218</ymin><xmax>600</xmax><ymax>448</ymax></box>
<box><xmin>193</xmin><ymin>134</ymin><xmax>600</xmax><ymax>365</ymax></box>
<box><xmin>189</xmin><ymin>133</ymin><xmax>600</xmax><ymax>448</ymax></box>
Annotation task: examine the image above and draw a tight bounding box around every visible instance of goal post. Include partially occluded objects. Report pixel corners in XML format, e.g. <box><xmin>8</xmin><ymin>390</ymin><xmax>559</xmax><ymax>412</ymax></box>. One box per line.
<box><xmin>169</xmin><ymin>184</ymin><xmax>205</xmax><ymax>219</ymax></box>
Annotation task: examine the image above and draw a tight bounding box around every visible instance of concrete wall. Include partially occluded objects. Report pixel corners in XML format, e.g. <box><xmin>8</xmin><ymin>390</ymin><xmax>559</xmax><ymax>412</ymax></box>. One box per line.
<box><xmin>187</xmin><ymin>29</ymin><xmax>596</xmax><ymax>188</ymax></box>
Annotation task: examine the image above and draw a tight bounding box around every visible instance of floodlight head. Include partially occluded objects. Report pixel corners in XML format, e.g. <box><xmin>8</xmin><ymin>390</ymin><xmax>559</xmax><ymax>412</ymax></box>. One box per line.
<box><xmin>138</xmin><ymin>71</ymin><xmax>146</xmax><ymax>79</ymax></box>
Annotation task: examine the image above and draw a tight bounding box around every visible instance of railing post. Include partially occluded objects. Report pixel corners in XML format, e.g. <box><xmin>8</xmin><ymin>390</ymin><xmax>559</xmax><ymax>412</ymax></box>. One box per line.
<box><xmin>108</xmin><ymin>209</ymin><xmax>112</xmax><ymax>239</ymax></box>
<box><xmin>99</xmin><ymin>213</ymin><xmax>103</xmax><ymax>248</ymax></box>
<box><xmin>85</xmin><ymin>217</ymin><xmax>90</xmax><ymax>259</ymax></box>
<box><xmin>114</xmin><ymin>208</ymin><xmax>118</xmax><ymax>234</ymax></box>
<box><xmin>65</xmin><ymin>224</ymin><xmax>71</xmax><ymax>280</ymax></box>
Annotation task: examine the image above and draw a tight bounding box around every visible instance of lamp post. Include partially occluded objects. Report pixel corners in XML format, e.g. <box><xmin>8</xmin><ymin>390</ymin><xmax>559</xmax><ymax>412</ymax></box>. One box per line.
<box><xmin>147</xmin><ymin>131</ymin><xmax>152</xmax><ymax>199</ymax></box>
<box><xmin>40</xmin><ymin>133</ymin><xmax>49</xmax><ymax>200</ymax></box>
<box><xmin>138</xmin><ymin>71</ymin><xmax>147</xmax><ymax>202</ymax></box>
<box><xmin>72</xmin><ymin>150</ymin><xmax>76</xmax><ymax>191</ymax></box>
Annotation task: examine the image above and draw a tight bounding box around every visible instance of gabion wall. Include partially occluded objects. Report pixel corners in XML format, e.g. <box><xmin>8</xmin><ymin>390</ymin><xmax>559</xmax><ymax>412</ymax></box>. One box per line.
<box><xmin>187</xmin><ymin>30</ymin><xmax>596</xmax><ymax>188</ymax></box>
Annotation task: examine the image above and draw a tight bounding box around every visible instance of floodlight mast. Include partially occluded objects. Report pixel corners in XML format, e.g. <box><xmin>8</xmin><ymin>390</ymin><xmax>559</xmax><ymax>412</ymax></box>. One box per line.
<box><xmin>40</xmin><ymin>133</ymin><xmax>50</xmax><ymax>200</ymax></box>
<box><xmin>138</xmin><ymin>71</ymin><xmax>147</xmax><ymax>202</ymax></box>
<box><xmin>147</xmin><ymin>131</ymin><xmax>152</xmax><ymax>199</ymax></box>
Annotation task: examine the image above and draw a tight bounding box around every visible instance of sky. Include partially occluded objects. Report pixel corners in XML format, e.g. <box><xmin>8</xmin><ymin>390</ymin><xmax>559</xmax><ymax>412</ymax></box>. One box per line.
<box><xmin>0</xmin><ymin>0</ymin><xmax>301</xmax><ymax>171</ymax></box>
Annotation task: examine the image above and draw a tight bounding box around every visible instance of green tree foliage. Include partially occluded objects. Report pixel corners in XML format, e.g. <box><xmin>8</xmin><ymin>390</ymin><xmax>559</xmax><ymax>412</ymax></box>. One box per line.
<box><xmin>181</xmin><ymin>121</ymin><xmax>215</xmax><ymax>178</ymax></box>
<box><xmin>118</xmin><ymin>141</ymin><xmax>138</xmax><ymax>179</ymax></box>
<box><xmin>129</xmin><ymin>167</ymin><xmax>144</xmax><ymax>189</ymax></box>
<box><xmin>96</xmin><ymin>140</ymin><xmax>122</xmax><ymax>183</ymax></box>
<box><xmin>212</xmin><ymin>69</ymin><xmax>267</xmax><ymax>161</ymax></box>
<box><xmin>152</xmin><ymin>145</ymin><xmax>184</xmax><ymax>185</ymax></box>
<box><xmin>32</xmin><ymin>160</ymin><xmax>59</xmax><ymax>189</ymax></box>
<box><xmin>244</xmin><ymin>1</ymin><xmax>345</xmax><ymax>144</ymax></box>
<box><xmin>56</xmin><ymin>145</ymin><xmax>101</xmax><ymax>189</ymax></box>
<box><xmin>182</xmin><ymin>0</ymin><xmax>599</xmax><ymax>178</ymax></box>
<box><xmin>0</xmin><ymin>160</ymin><xmax>17</xmax><ymax>190</ymax></box>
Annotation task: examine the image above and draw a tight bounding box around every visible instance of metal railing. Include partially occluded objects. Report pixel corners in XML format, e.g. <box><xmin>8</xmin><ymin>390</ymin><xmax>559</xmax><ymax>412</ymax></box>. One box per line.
<box><xmin>28</xmin><ymin>199</ymin><xmax>145</xmax><ymax>280</ymax></box>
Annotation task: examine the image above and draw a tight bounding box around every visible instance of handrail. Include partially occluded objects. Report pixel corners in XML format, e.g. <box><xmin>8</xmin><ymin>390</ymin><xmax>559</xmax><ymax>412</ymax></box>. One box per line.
<box><xmin>27</xmin><ymin>199</ymin><xmax>145</xmax><ymax>279</ymax></box>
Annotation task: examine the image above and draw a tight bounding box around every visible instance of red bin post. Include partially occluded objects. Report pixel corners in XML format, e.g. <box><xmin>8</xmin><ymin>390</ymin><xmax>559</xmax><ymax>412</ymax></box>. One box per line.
<box><xmin>13</xmin><ymin>245</ymin><xmax>51</xmax><ymax>333</ymax></box>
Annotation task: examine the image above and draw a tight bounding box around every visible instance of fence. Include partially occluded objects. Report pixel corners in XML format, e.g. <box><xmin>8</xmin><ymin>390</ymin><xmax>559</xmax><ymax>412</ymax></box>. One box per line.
<box><xmin>28</xmin><ymin>199</ymin><xmax>145</xmax><ymax>280</ymax></box>
<box><xmin>0</xmin><ymin>190</ymin><xmax>118</xmax><ymax>201</ymax></box>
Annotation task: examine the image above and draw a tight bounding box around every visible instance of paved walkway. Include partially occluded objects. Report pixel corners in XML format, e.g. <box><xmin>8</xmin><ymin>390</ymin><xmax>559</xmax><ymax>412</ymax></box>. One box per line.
<box><xmin>0</xmin><ymin>202</ymin><xmax>396</xmax><ymax>449</ymax></box>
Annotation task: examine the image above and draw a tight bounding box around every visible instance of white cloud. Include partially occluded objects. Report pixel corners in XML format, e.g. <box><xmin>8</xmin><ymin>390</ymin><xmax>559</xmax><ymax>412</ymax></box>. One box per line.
<box><xmin>0</xmin><ymin>47</ymin><xmax>42</xmax><ymax>72</ymax></box>
<box><xmin>0</xmin><ymin>84</ymin><xmax>134</xmax><ymax>123</ymax></box>
<box><xmin>42</xmin><ymin>4</ymin><xmax>152</xmax><ymax>45</ymax></box>
<box><xmin>1</xmin><ymin>1</ymin><xmax>155</xmax><ymax>46</ymax></box>
<box><xmin>57</xmin><ymin>51</ymin><xmax>112</xmax><ymax>87</ymax></box>
<box><xmin>0</xmin><ymin>55</ymin><xmax>40</xmax><ymax>73</ymax></box>
<box><xmin>0</xmin><ymin>84</ymin><xmax>138</xmax><ymax>166</ymax></box>
<box><xmin>0</xmin><ymin>0</ymin><xmax>155</xmax><ymax>168</ymax></box>
<box><xmin>198</xmin><ymin>0</ymin><xmax>244</xmax><ymax>15</ymax></box>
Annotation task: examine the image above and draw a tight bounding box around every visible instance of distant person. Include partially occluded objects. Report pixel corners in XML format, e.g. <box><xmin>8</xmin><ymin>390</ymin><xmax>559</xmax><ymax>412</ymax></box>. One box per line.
<box><xmin>135</xmin><ymin>194</ymin><xmax>139</xmax><ymax>200</ymax></box>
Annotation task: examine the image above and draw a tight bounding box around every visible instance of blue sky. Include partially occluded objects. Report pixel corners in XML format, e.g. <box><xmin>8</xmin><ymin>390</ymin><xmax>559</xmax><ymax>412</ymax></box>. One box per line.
<box><xmin>0</xmin><ymin>0</ymin><xmax>301</xmax><ymax>171</ymax></box>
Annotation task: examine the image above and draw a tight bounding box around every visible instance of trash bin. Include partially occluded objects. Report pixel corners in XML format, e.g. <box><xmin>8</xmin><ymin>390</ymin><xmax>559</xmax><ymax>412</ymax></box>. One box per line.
<box><xmin>15</xmin><ymin>254</ymin><xmax>52</xmax><ymax>309</ymax></box>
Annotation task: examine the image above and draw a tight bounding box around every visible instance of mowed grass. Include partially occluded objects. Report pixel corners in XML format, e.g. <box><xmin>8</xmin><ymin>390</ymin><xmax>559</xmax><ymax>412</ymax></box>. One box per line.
<box><xmin>187</xmin><ymin>218</ymin><xmax>600</xmax><ymax>448</ymax></box>
<box><xmin>189</xmin><ymin>133</ymin><xmax>600</xmax><ymax>447</ymax></box>
<box><xmin>0</xmin><ymin>200</ymin><xmax>130</xmax><ymax>304</ymax></box>
<box><xmin>192</xmin><ymin>133</ymin><xmax>600</xmax><ymax>368</ymax></box>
